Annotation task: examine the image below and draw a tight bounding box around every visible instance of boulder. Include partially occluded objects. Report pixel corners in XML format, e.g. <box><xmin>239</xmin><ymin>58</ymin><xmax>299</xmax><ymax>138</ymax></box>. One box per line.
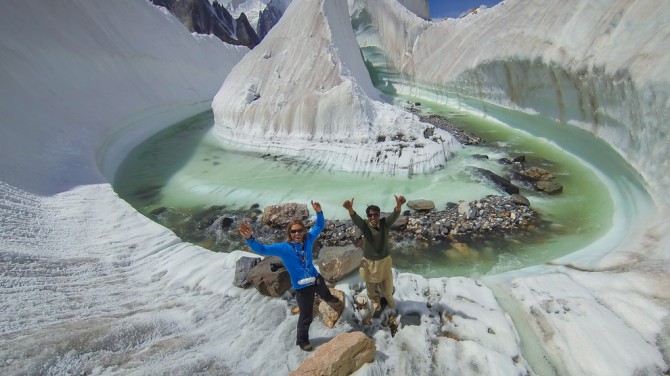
<box><xmin>261</xmin><ymin>203</ymin><xmax>309</xmax><ymax>228</ymax></box>
<box><xmin>534</xmin><ymin>180</ymin><xmax>563</xmax><ymax>194</ymax></box>
<box><xmin>468</xmin><ymin>167</ymin><xmax>520</xmax><ymax>195</ymax></box>
<box><xmin>510</xmin><ymin>194</ymin><xmax>531</xmax><ymax>207</ymax></box>
<box><xmin>233</xmin><ymin>256</ymin><xmax>261</xmax><ymax>288</ymax></box>
<box><xmin>247</xmin><ymin>256</ymin><xmax>292</xmax><ymax>297</ymax></box>
<box><xmin>520</xmin><ymin>166</ymin><xmax>554</xmax><ymax>181</ymax></box>
<box><xmin>317</xmin><ymin>288</ymin><xmax>345</xmax><ymax>328</ymax></box>
<box><xmin>318</xmin><ymin>245</ymin><xmax>363</xmax><ymax>283</ymax></box>
<box><xmin>289</xmin><ymin>332</ymin><xmax>375</xmax><ymax>376</ymax></box>
<box><xmin>407</xmin><ymin>199</ymin><xmax>435</xmax><ymax>211</ymax></box>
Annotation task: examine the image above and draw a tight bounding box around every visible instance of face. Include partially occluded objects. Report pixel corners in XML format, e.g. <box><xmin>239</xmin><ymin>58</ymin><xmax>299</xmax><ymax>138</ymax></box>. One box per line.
<box><xmin>367</xmin><ymin>211</ymin><xmax>380</xmax><ymax>226</ymax></box>
<box><xmin>290</xmin><ymin>225</ymin><xmax>306</xmax><ymax>242</ymax></box>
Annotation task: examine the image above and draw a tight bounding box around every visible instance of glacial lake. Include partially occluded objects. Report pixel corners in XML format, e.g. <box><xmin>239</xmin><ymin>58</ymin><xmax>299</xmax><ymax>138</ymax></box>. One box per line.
<box><xmin>112</xmin><ymin>97</ymin><xmax>649</xmax><ymax>278</ymax></box>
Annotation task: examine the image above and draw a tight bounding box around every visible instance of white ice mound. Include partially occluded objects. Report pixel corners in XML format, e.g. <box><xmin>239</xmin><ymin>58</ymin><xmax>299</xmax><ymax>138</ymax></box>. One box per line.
<box><xmin>212</xmin><ymin>0</ymin><xmax>460</xmax><ymax>175</ymax></box>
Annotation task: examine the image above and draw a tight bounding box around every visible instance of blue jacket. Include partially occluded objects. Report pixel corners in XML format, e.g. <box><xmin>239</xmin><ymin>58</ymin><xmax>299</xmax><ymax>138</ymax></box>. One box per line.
<box><xmin>245</xmin><ymin>211</ymin><xmax>325</xmax><ymax>290</ymax></box>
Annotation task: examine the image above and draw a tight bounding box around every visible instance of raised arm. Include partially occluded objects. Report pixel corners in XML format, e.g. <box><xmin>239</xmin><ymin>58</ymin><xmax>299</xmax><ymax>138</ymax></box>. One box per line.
<box><xmin>239</xmin><ymin>220</ymin><xmax>283</xmax><ymax>256</ymax></box>
<box><xmin>394</xmin><ymin>194</ymin><xmax>406</xmax><ymax>212</ymax></box>
<box><xmin>342</xmin><ymin>197</ymin><xmax>356</xmax><ymax>216</ymax></box>
<box><xmin>309</xmin><ymin>200</ymin><xmax>325</xmax><ymax>237</ymax></box>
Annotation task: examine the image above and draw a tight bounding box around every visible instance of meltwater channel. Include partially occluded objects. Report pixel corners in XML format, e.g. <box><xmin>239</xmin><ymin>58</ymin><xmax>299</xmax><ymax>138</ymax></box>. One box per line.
<box><xmin>112</xmin><ymin>99</ymin><xmax>651</xmax><ymax>278</ymax></box>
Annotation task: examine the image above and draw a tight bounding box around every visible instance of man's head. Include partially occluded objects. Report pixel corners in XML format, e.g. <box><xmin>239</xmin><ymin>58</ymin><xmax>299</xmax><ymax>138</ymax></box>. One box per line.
<box><xmin>286</xmin><ymin>220</ymin><xmax>306</xmax><ymax>242</ymax></box>
<box><xmin>365</xmin><ymin>205</ymin><xmax>381</xmax><ymax>226</ymax></box>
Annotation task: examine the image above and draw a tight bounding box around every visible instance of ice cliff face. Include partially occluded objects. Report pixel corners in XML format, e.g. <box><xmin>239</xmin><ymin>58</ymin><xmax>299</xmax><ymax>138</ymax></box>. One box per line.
<box><xmin>212</xmin><ymin>0</ymin><xmax>459</xmax><ymax>175</ymax></box>
<box><xmin>351</xmin><ymin>0</ymin><xmax>670</xmax><ymax>202</ymax></box>
<box><xmin>0</xmin><ymin>0</ymin><xmax>246</xmax><ymax>194</ymax></box>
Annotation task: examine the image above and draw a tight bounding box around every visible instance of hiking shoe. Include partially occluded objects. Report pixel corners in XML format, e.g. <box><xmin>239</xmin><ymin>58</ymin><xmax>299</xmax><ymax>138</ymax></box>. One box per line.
<box><xmin>299</xmin><ymin>343</ymin><xmax>313</xmax><ymax>351</ymax></box>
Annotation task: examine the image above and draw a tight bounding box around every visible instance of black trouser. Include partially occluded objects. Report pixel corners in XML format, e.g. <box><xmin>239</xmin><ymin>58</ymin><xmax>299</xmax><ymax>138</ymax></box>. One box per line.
<box><xmin>294</xmin><ymin>274</ymin><xmax>334</xmax><ymax>346</ymax></box>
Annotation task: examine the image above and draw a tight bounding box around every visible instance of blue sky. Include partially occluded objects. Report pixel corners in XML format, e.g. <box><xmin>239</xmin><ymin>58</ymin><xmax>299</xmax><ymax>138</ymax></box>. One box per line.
<box><xmin>429</xmin><ymin>0</ymin><xmax>503</xmax><ymax>19</ymax></box>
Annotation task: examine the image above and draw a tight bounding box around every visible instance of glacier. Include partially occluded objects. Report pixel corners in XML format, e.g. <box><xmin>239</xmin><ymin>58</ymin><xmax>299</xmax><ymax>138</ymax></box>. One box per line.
<box><xmin>0</xmin><ymin>0</ymin><xmax>668</xmax><ymax>375</ymax></box>
<box><xmin>211</xmin><ymin>0</ymin><xmax>460</xmax><ymax>176</ymax></box>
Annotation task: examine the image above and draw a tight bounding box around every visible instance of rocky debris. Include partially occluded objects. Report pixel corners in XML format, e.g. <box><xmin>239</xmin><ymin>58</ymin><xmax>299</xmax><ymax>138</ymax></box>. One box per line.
<box><xmin>318</xmin><ymin>245</ymin><xmax>363</xmax><ymax>283</ymax></box>
<box><xmin>418</xmin><ymin>114</ymin><xmax>484</xmax><ymax>145</ymax></box>
<box><xmin>262</xmin><ymin>203</ymin><xmax>309</xmax><ymax>227</ymax></box>
<box><xmin>154</xmin><ymin>192</ymin><xmax>539</xmax><ymax>257</ymax></box>
<box><xmin>233</xmin><ymin>256</ymin><xmax>261</xmax><ymax>288</ymax></box>
<box><xmin>289</xmin><ymin>332</ymin><xmax>375</xmax><ymax>376</ymax></box>
<box><xmin>246</xmin><ymin>256</ymin><xmax>291</xmax><ymax>297</ymax></box>
<box><xmin>399</xmin><ymin>195</ymin><xmax>535</xmax><ymax>243</ymax></box>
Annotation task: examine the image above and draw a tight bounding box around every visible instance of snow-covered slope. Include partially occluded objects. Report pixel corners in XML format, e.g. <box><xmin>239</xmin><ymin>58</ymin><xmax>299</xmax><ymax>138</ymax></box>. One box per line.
<box><xmin>0</xmin><ymin>1</ymin><xmax>245</xmax><ymax>194</ymax></box>
<box><xmin>212</xmin><ymin>0</ymin><xmax>459</xmax><ymax>175</ymax></box>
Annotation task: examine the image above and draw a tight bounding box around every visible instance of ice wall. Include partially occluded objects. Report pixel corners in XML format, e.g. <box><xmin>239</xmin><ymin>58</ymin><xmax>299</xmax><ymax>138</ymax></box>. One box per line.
<box><xmin>211</xmin><ymin>0</ymin><xmax>460</xmax><ymax>176</ymax></box>
<box><xmin>0</xmin><ymin>1</ymin><xmax>248</xmax><ymax>372</ymax></box>
<box><xmin>0</xmin><ymin>1</ymin><xmax>246</xmax><ymax>194</ymax></box>
<box><xmin>351</xmin><ymin>0</ymin><xmax>670</xmax><ymax>202</ymax></box>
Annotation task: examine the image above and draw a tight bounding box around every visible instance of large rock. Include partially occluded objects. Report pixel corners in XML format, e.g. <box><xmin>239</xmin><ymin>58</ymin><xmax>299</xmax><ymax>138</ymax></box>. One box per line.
<box><xmin>520</xmin><ymin>166</ymin><xmax>554</xmax><ymax>181</ymax></box>
<box><xmin>407</xmin><ymin>199</ymin><xmax>435</xmax><ymax>211</ymax></box>
<box><xmin>534</xmin><ymin>180</ymin><xmax>563</xmax><ymax>194</ymax></box>
<box><xmin>289</xmin><ymin>332</ymin><xmax>375</xmax><ymax>376</ymax></box>
<box><xmin>247</xmin><ymin>256</ymin><xmax>292</xmax><ymax>297</ymax></box>
<box><xmin>510</xmin><ymin>194</ymin><xmax>531</xmax><ymax>207</ymax></box>
<box><xmin>261</xmin><ymin>203</ymin><xmax>309</xmax><ymax>228</ymax></box>
<box><xmin>318</xmin><ymin>245</ymin><xmax>363</xmax><ymax>283</ymax></box>
<box><xmin>468</xmin><ymin>167</ymin><xmax>520</xmax><ymax>195</ymax></box>
<box><xmin>317</xmin><ymin>288</ymin><xmax>346</xmax><ymax>328</ymax></box>
<box><xmin>233</xmin><ymin>256</ymin><xmax>261</xmax><ymax>288</ymax></box>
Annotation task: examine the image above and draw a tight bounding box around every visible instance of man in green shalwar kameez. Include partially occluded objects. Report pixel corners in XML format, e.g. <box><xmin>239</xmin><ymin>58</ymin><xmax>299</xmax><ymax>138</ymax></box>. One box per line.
<box><xmin>343</xmin><ymin>194</ymin><xmax>406</xmax><ymax>313</ymax></box>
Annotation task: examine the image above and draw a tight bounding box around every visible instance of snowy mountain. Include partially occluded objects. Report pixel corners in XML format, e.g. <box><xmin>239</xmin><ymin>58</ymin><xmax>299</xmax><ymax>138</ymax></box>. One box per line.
<box><xmin>212</xmin><ymin>0</ymin><xmax>460</xmax><ymax>175</ymax></box>
<box><xmin>153</xmin><ymin>0</ymin><xmax>260</xmax><ymax>48</ymax></box>
<box><xmin>214</xmin><ymin>0</ymin><xmax>292</xmax><ymax>40</ymax></box>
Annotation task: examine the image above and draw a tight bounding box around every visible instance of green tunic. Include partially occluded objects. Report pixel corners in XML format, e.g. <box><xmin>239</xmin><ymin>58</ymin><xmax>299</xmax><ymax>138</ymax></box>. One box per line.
<box><xmin>350</xmin><ymin>209</ymin><xmax>400</xmax><ymax>260</ymax></box>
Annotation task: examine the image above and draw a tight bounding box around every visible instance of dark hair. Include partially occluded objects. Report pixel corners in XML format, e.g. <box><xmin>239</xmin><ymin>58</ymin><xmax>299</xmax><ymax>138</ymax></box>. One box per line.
<box><xmin>285</xmin><ymin>220</ymin><xmax>306</xmax><ymax>242</ymax></box>
<box><xmin>366</xmin><ymin>205</ymin><xmax>381</xmax><ymax>216</ymax></box>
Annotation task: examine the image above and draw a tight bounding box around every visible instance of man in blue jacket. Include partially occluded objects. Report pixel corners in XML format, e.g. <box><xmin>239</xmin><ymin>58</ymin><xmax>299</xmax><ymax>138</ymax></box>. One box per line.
<box><xmin>239</xmin><ymin>200</ymin><xmax>339</xmax><ymax>351</ymax></box>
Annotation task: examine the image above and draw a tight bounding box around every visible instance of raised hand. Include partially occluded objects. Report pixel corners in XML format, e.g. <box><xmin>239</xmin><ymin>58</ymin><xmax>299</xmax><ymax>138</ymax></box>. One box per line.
<box><xmin>311</xmin><ymin>200</ymin><xmax>322</xmax><ymax>212</ymax></box>
<box><xmin>394</xmin><ymin>194</ymin><xmax>406</xmax><ymax>209</ymax></box>
<box><xmin>239</xmin><ymin>220</ymin><xmax>253</xmax><ymax>239</ymax></box>
<box><xmin>342</xmin><ymin>198</ymin><xmax>355</xmax><ymax>210</ymax></box>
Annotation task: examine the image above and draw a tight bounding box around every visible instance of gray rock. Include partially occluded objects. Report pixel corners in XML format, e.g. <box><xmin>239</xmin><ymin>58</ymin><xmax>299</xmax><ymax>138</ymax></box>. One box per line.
<box><xmin>233</xmin><ymin>256</ymin><xmax>261</xmax><ymax>288</ymax></box>
<box><xmin>468</xmin><ymin>167</ymin><xmax>520</xmax><ymax>195</ymax></box>
<box><xmin>534</xmin><ymin>180</ymin><xmax>563</xmax><ymax>194</ymax></box>
<box><xmin>408</xmin><ymin>199</ymin><xmax>435</xmax><ymax>211</ymax></box>
<box><xmin>247</xmin><ymin>256</ymin><xmax>292</xmax><ymax>297</ymax></box>
<box><xmin>510</xmin><ymin>194</ymin><xmax>531</xmax><ymax>206</ymax></box>
<box><xmin>318</xmin><ymin>245</ymin><xmax>363</xmax><ymax>283</ymax></box>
